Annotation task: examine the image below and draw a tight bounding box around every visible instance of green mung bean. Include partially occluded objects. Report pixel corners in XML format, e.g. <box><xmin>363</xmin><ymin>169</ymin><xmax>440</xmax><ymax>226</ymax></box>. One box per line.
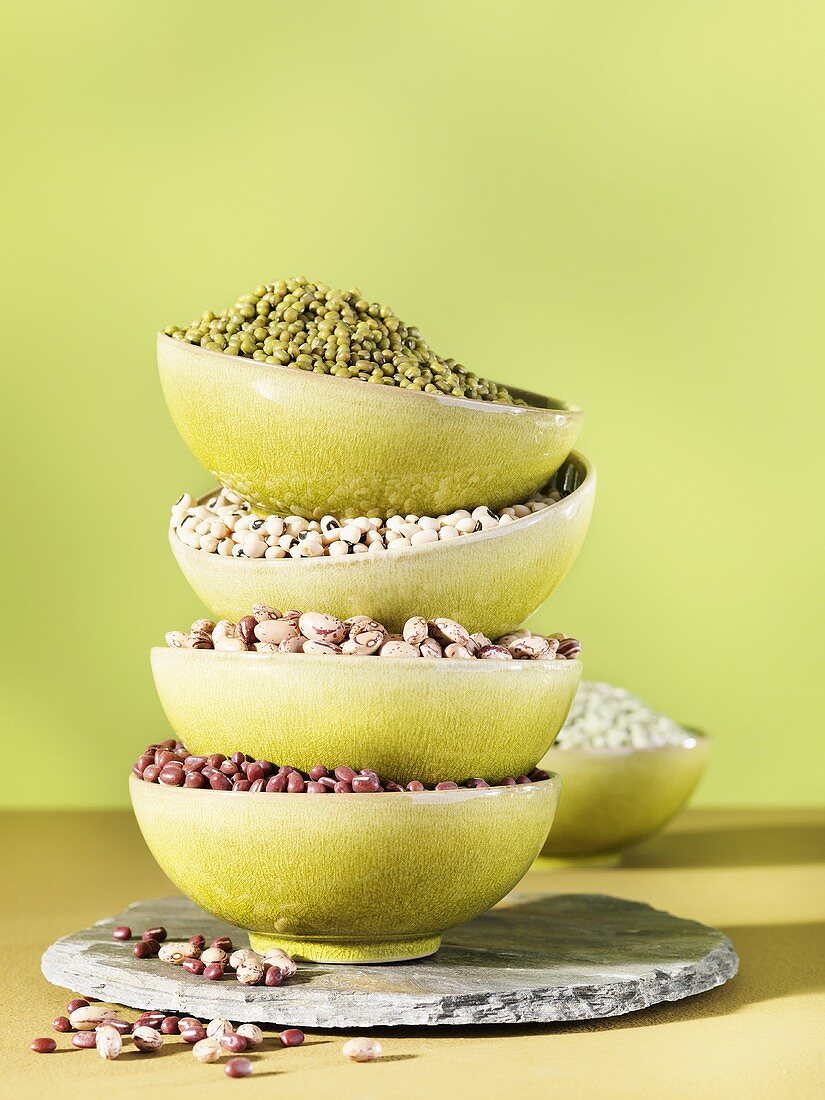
<box><xmin>165</xmin><ymin>277</ymin><xmax>526</xmax><ymax>405</ymax></box>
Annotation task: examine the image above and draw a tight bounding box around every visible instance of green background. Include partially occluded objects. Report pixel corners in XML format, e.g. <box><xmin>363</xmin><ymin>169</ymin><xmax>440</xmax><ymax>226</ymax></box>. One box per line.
<box><xmin>1</xmin><ymin>1</ymin><xmax>822</xmax><ymax>809</ymax></box>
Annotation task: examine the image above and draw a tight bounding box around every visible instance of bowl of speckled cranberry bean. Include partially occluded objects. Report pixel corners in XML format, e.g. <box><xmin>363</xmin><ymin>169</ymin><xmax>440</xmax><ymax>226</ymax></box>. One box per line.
<box><xmin>168</xmin><ymin>452</ymin><xmax>595</xmax><ymax>639</ymax></box>
<box><xmin>152</xmin><ymin>607</ymin><xmax>581</xmax><ymax>785</ymax></box>
<box><xmin>157</xmin><ymin>278</ymin><xmax>583</xmax><ymax>519</ymax></box>
<box><xmin>130</xmin><ymin>739</ymin><xmax>561</xmax><ymax>963</ymax></box>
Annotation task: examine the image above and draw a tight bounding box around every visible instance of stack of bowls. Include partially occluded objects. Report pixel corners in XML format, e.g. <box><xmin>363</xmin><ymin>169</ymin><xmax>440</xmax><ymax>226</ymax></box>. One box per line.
<box><xmin>131</xmin><ymin>330</ymin><xmax>597</xmax><ymax>963</ymax></box>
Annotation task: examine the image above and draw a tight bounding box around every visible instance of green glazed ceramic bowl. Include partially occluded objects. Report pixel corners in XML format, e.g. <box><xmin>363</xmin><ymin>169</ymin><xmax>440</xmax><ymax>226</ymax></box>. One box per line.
<box><xmin>150</xmin><ymin>648</ymin><xmax>581</xmax><ymax>785</ymax></box>
<box><xmin>169</xmin><ymin>452</ymin><xmax>595</xmax><ymax>638</ymax></box>
<box><xmin>538</xmin><ymin>733</ymin><xmax>710</xmax><ymax>861</ymax></box>
<box><xmin>157</xmin><ymin>333</ymin><xmax>584</xmax><ymax>518</ymax></box>
<box><xmin>129</xmin><ymin>773</ymin><xmax>561</xmax><ymax>962</ymax></box>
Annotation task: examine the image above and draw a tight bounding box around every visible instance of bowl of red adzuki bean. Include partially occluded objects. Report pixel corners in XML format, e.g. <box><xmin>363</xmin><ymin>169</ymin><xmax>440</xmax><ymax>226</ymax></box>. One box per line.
<box><xmin>130</xmin><ymin>739</ymin><xmax>560</xmax><ymax>963</ymax></box>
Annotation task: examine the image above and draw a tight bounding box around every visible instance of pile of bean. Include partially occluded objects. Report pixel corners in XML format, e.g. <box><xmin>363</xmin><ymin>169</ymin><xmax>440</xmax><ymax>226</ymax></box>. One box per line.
<box><xmin>555</xmin><ymin>681</ymin><xmax>694</xmax><ymax>751</ymax></box>
<box><xmin>116</xmin><ymin>922</ymin><xmax>297</xmax><ymax>988</ymax></box>
<box><xmin>33</xmin><ymin>992</ymin><xmax>382</xmax><ymax>1071</ymax></box>
<box><xmin>166</xmin><ymin>608</ymin><xmax>581</xmax><ymax>661</ymax></box>
<box><xmin>132</xmin><ymin>739</ymin><xmax>552</xmax><ymax>793</ymax></box>
<box><xmin>171</xmin><ymin>480</ymin><xmax>571</xmax><ymax>559</ymax></box>
<box><xmin>164</xmin><ymin>277</ymin><xmax>524</xmax><ymax>405</ymax></box>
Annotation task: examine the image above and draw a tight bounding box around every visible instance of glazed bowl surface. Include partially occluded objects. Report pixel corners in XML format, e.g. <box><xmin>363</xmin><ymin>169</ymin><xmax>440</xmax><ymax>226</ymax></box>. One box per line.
<box><xmin>157</xmin><ymin>333</ymin><xmax>583</xmax><ymax>518</ymax></box>
<box><xmin>538</xmin><ymin>734</ymin><xmax>709</xmax><ymax>860</ymax></box>
<box><xmin>130</xmin><ymin>773</ymin><xmax>560</xmax><ymax>963</ymax></box>
<box><xmin>170</xmin><ymin>452</ymin><xmax>595</xmax><ymax>638</ymax></box>
<box><xmin>150</xmin><ymin>647</ymin><xmax>581</xmax><ymax>786</ymax></box>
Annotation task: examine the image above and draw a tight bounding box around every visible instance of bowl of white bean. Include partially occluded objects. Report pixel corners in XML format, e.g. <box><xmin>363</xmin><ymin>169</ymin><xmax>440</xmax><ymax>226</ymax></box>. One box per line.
<box><xmin>157</xmin><ymin>332</ymin><xmax>583</xmax><ymax>520</ymax></box>
<box><xmin>537</xmin><ymin>682</ymin><xmax>710</xmax><ymax>861</ymax></box>
<box><xmin>168</xmin><ymin>452</ymin><xmax>595</xmax><ymax>639</ymax></box>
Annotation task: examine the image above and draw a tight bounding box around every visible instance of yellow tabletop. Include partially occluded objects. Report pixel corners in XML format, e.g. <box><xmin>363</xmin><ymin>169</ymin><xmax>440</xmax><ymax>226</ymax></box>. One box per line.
<box><xmin>3</xmin><ymin>808</ymin><xmax>824</xmax><ymax>1099</ymax></box>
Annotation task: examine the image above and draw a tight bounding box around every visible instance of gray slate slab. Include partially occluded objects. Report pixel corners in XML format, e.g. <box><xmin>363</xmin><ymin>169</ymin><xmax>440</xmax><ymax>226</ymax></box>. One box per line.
<box><xmin>41</xmin><ymin>892</ymin><xmax>738</xmax><ymax>1027</ymax></box>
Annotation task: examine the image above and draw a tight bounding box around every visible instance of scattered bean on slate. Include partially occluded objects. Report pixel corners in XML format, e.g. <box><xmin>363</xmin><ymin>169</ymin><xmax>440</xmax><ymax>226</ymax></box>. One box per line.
<box><xmin>165</xmin><ymin>277</ymin><xmax>525</xmax><ymax>405</ymax></box>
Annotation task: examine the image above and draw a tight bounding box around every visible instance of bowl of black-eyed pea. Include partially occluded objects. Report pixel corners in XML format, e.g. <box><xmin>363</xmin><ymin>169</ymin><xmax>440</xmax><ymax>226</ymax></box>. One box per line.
<box><xmin>151</xmin><ymin>608</ymin><xmax>582</xmax><ymax>786</ymax></box>
<box><xmin>157</xmin><ymin>277</ymin><xmax>584</xmax><ymax>519</ymax></box>
<box><xmin>168</xmin><ymin>452</ymin><xmax>595</xmax><ymax>640</ymax></box>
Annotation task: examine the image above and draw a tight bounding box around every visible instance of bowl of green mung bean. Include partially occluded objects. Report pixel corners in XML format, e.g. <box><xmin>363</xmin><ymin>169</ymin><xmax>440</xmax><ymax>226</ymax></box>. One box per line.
<box><xmin>158</xmin><ymin>278</ymin><xmax>583</xmax><ymax>518</ymax></box>
<box><xmin>168</xmin><ymin>452</ymin><xmax>595</xmax><ymax>638</ymax></box>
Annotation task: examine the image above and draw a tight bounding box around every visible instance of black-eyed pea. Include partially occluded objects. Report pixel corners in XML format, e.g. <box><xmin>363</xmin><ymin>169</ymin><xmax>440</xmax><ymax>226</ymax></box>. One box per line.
<box><xmin>410</xmin><ymin>528</ymin><xmax>439</xmax><ymax>546</ymax></box>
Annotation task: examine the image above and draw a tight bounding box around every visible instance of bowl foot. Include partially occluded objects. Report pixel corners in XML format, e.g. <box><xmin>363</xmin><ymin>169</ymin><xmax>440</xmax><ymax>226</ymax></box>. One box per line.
<box><xmin>247</xmin><ymin>931</ymin><xmax>442</xmax><ymax>964</ymax></box>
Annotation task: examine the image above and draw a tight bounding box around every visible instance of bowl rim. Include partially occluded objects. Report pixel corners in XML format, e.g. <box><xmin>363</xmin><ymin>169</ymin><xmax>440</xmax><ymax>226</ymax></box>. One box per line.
<box><xmin>168</xmin><ymin>450</ymin><xmax>596</xmax><ymax>566</ymax></box>
<box><xmin>128</xmin><ymin>771</ymin><xmax>561</xmax><ymax>802</ymax></box>
<box><xmin>544</xmin><ymin>729</ymin><xmax>710</xmax><ymax>758</ymax></box>
<box><xmin>151</xmin><ymin>646</ymin><xmax>581</xmax><ymax>674</ymax></box>
<box><xmin>157</xmin><ymin>332</ymin><xmax>585</xmax><ymax>421</ymax></box>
